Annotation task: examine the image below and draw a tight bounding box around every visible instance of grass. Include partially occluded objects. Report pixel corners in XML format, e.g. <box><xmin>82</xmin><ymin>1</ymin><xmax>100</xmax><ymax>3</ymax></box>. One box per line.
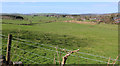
<box><xmin>1</xmin><ymin>15</ymin><xmax>118</xmax><ymax>64</ymax></box>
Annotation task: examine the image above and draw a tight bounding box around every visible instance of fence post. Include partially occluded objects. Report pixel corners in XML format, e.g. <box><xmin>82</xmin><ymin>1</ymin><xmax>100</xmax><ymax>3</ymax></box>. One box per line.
<box><xmin>6</xmin><ymin>34</ymin><xmax>12</xmax><ymax>65</ymax></box>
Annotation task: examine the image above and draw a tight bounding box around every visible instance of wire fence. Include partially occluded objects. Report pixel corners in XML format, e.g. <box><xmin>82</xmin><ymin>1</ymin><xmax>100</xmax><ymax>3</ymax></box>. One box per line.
<box><xmin>2</xmin><ymin>49</ymin><xmax>40</xmax><ymax>64</ymax></box>
<box><xmin>1</xmin><ymin>34</ymin><xmax>119</xmax><ymax>64</ymax></box>
<box><xmin>12</xmin><ymin>37</ymin><xmax>115</xmax><ymax>60</ymax></box>
<box><xmin>12</xmin><ymin>36</ymin><xmax>117</xmax><ymax>61</ymax></box>
<box><xmin>2</xmin><ymin>44</ymin><xmax>60</xmax><ymax>64</ymax></box>
<box><xmin>6</xmin><ymin>40</ymin><xmax>109</xmax><ymax>63</ymax></box>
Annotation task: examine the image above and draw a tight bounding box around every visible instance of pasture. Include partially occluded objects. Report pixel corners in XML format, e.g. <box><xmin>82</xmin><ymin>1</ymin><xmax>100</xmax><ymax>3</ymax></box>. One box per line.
<box><xmin>1</xmin><ymin>15</ymin><xmax>118</xmax><ymax>64</ymax></box>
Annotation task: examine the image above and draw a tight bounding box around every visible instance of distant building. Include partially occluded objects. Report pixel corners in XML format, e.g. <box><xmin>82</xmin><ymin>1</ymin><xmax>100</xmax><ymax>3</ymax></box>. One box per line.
<box><xmin>66</xmin><ymin>16</ymin><xmax>74</xmax><ymax>18</ymax></box>
<box><xmin>89</xmin><ymin>18</ymin><xmax>97</xmax><ymax>20</ymax></box>
<box><xmin>114</xmin><ymin>17</ymin><xmax>120</xmax><ymax>23</ymax></box>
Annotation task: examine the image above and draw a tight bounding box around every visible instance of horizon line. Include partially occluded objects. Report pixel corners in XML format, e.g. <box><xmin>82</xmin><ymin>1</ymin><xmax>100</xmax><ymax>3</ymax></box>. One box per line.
<box><xmin>1</xmin><ymin>12</ymin><xmax>118</xmax><ymax>15</ymax></box>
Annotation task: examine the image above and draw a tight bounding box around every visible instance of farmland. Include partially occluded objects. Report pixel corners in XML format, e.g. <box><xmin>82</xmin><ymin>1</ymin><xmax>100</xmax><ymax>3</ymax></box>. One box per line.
<box><xmin>1</xmin><ymin>14</ymin><xmax>118</xmax><ymax>64</ymax></box>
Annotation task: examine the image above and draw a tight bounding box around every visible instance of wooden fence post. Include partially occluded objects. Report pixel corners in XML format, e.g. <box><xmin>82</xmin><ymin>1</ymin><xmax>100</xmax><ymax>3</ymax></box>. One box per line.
<box><xmin>6</xmin><ymin>34</ymin><xmax>12</xmax><ymax>65</ymax></box>
<box><xmin>61</xmin><ymin>49</ymin><xmax>80</xmax><ymax>66</ymax></box>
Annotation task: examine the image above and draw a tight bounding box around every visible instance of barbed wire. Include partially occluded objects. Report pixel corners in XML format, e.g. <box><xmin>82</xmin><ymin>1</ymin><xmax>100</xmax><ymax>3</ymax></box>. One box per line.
<box><xmin>12</xmin><ymin>40</ymin><xmax>59</xmax><ymax>52</ymax></box>
<box><xmin>2</xmin><ymin>44</ymin><xmax>56</xmax><ymax>62</ymax></box>
<box><xmin>71</xmin><ymin>55</ymin><xmax>108</xmax><ymax>63</ymax></box>
<box><xmin>2</xmin><ymin>45</ymin><xmax>108</xmax><ymax>64</ymax></box>
<box><xmin>11</xmin><ymin>40</ymin><xmax>113</xmax><ymax>62</ymax></box>
<box><xmin>1</xmin><ymin>34</ymin><xmax>119</xmax><ymax>63</ymax></box>
<box><xmin>2</xmin><ymin>36</ymin><xmax>118</xmax><ymax>62</ymax></box>
<box><xmin>11</xmin><ymin>43</ymin><xmax>109</xmax><ymax>63</ymax></box>
<box><xmin>2</xmin><ymin>43</ymin><xmax>109</xmax><ymax>63</ymax></box>
<box><xmin>2</xmin><ymin>49</ymin><xmax>59</xmax><ymax>64</ymax></box>
<box><xmin>10</xmin><ymin>46</ymin><xmax>59</xmax><ymax>63</ymax></box>
<box><xmin>11</xmin><ymin>36</ymin><xmax>117</xmax><ymax>61</ymax></box>
<box><xmin>0</xmin><ymin>34</ymin><xmax>6</xmax><ymax>37</ymax></box>
<box><xmin>2</xmin><ymin>49</ymin><xmax>40</xmax><ymax>64</ymax></box>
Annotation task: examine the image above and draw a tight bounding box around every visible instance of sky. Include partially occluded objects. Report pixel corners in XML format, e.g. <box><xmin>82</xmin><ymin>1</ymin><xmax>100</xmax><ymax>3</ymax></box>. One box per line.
<box><xmin>1</xmin><ymin>0</ymin><xmax>119</xmax><ymax>2</ymax></box>
<box><xmin>1</xmin><ymin>2</ymin><xmax>118</xmax><ymax>14</ymax></box>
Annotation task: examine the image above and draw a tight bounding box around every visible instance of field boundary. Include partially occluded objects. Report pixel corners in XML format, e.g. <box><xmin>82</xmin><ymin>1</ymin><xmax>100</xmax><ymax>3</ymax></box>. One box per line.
<box><xmin>1</xmin><ymin>34</ymin><xmax>119</xmax><ymax>65</ymax></box>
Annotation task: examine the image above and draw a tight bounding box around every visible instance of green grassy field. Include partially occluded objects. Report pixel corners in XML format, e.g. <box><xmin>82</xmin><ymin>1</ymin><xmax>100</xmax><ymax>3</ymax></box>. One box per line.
<box><xmin>1</xmin><ymin>15</ymin><xmax>118</xmax><ymax>64</ymax></box>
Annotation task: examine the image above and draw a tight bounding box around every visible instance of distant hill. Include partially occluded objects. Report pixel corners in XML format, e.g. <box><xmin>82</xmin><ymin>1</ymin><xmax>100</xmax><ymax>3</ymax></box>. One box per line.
<box><xmin>1</xmin><ymin>13</ymin><xmax>118</xmax><ymax>16</ymax></box>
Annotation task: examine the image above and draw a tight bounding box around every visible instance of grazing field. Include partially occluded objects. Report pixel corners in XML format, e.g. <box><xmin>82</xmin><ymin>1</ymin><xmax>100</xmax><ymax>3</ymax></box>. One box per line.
<box><xmin>2</xmin><ymin>15</ymin><xmax>118</xmax><ymax>64</ymax></box>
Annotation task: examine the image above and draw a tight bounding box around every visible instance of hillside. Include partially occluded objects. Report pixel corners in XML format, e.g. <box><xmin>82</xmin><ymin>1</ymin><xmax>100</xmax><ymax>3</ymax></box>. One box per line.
<box><xmin>1</xmin><ymin>13</ymin><xmax>118</xmax><ymax>64</ymax></box>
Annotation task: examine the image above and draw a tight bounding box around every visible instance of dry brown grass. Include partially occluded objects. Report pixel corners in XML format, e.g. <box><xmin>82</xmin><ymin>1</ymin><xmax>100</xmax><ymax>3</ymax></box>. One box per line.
<box><xmin>64</xmin><ymin>20</ymin><xmax>96</xmax><ymax>25</ymax></box>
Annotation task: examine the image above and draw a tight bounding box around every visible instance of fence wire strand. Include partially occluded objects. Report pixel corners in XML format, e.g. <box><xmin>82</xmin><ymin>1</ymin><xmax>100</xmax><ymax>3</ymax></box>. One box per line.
<box><xmin>11</xmin><ymin>46</ymin><xmax>59</xmax><ymax>63</ymax></box>
<box><xmin>2</xmin><ymin>49</ymin><xmax>40</xmax><ymax>64</ymax></box>
<box><xmin>1</xmin><ymin>34</ymin><xmax>119</xmax><ymax>63</ymax></box>
<box><xmin>11</xmin><ymin>36</ymin><xmax>117</xmax><ymax>61</ymax></box>
<box><xmin>2</xmin><ymin>43</ymin><xmax>108</xmax><ymax>63</ymax></box>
